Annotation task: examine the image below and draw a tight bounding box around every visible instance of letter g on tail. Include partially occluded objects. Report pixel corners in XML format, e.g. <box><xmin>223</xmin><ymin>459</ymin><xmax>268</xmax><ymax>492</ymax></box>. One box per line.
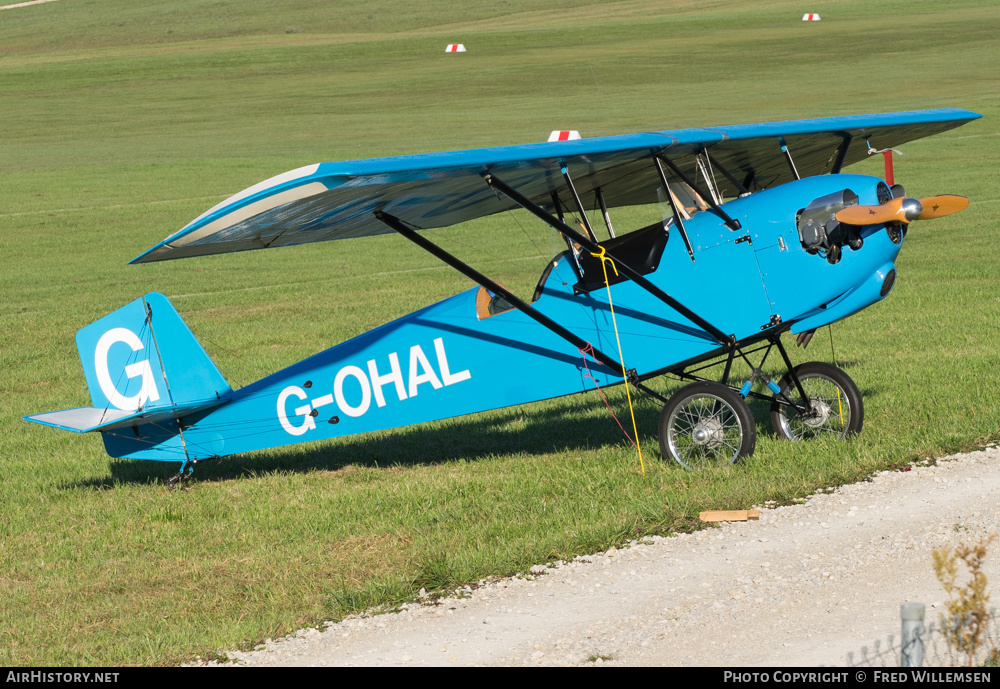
<box><xmin>94</xmin><ymin>328</ymin><xmax>161</xmax><ymax>411</ymax></box>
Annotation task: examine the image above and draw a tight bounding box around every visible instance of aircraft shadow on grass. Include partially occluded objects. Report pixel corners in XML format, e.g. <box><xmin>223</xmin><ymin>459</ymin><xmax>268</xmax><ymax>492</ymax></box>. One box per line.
<box><xmin>60</xmin><ymin>395</ymin><xmax>664</xmax><ymax>488</ymax></box>
<box><xmin>62</xmin><ymin>374</ymin><xmax>883</xmax><ymax>490</ymax></box>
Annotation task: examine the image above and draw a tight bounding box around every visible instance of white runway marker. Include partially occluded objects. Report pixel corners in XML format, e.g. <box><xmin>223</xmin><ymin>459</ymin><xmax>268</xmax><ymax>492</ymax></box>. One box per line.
<box><xmin>1</xmin><ymin>0</ymin><xmax>61</xmax><ymax>10</ymax></box>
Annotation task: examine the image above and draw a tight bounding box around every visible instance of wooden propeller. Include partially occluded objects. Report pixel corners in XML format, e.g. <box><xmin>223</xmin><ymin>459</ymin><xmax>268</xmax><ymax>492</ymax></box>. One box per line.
<box><xmin>835</xmin><ymin>197</ymin><xmax>907</xmax><ymax>225</ymax></box>
<box><xmin>915</xmin><ymin>194</ymin><xmax>969</xmax><ymax>220</ymax></box>
<box><xmin>835</xmin><ymin>195</ymin><xmax>968</xmax><ymax>225</ymax></box>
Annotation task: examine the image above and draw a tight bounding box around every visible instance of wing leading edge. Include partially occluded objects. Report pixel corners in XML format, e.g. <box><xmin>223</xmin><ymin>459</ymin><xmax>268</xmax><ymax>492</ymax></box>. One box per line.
<box><xmin>133</xmin><ymin>108</ymin><xmax>980</xmax><ymax>264</ymax></box>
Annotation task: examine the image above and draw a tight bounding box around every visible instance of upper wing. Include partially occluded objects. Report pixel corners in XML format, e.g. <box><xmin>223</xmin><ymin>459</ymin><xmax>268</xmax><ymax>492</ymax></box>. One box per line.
<box><xmin>132</xmin><ymin>108</ymin><xmax>980</xmax><ymax>263</ymax></box>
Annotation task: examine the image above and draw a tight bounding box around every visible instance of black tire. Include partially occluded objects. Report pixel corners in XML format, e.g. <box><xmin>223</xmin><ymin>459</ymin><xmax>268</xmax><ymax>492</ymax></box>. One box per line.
<box><xmin>770</xmin><ymin>362</ymin><xmax>863</xmax><ymax>441</ymax></box>
<box><xmin>658</xmin><ymin>382</ymin><xmax>756</xmax><ymax>469</ymax></box>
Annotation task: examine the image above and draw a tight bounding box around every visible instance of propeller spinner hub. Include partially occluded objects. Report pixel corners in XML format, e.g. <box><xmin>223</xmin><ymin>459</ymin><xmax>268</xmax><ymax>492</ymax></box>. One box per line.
<box><xmin>900</xmin><ymin>197</ymin><xmax>923</xmax><ymax>222</ymax></box>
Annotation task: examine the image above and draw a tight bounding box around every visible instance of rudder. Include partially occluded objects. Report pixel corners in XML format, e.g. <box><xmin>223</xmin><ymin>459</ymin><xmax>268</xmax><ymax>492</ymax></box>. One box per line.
<box><xmin>75</xmin><ymin>293</ymin><xmax>231</xmax><ymax>413</ymax></box>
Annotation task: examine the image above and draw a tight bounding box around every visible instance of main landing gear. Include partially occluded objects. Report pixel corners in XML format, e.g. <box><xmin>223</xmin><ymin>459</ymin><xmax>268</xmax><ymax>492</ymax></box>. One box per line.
<box><xmin>770</xmin><ymin>362</ymin><xmax>863</xmax><ymax>441</ymax></box>
<box><xmin>658</xmin><ymin>382</ymin><xmax>756</xmax><ymax>469</ymax></box>
<box><xmin>640</xmin><ymin>337</ymin><xmax>864</xmax><ymax>468</ymax></box>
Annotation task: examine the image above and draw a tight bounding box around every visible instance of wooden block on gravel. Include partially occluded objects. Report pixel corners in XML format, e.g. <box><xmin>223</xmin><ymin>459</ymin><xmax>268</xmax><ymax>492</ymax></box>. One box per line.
<box><xmin>699</xmin><ymin>510</ymin><xmax>760</xmax><ymax>522</ymax></box>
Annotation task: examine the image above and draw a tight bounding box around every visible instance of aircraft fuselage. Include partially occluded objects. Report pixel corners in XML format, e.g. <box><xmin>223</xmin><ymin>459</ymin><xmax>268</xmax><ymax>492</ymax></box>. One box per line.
<box><xmin>100</xmin><ymin>173</ymin><xmax>901</xmax><ymax>462</ymax></box>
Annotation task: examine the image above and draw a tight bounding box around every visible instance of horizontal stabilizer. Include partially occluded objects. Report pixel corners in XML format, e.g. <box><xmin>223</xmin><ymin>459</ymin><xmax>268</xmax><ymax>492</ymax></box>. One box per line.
<box><xmin>25</xmin><ymin>396</ymin><xmax>230</xmax><ymax>433</ymax></box>
<box><xmin>25</xmin><ymin>407</ymin><xmax>135</xmax><ymax>433</ymax></box>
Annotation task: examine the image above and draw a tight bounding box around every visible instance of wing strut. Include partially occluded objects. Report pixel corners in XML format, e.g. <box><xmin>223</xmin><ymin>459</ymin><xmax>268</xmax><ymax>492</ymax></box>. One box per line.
<box><xmin>561</xmin><ymin>167</ymin><xmax>599</xmax><ymax>242</ymax></box>
<box><xmin>373</xmin><ymin>210</ymin><xmax>626</xmax><ymax>374</ymax></box>
<box><xmin>595</xmin><ymin>187</ymin><xmax>616</xmax><ymax>238</ymax></box>
<box><xmin>652</xmin><ymin>157</ymin><xmax>696</xmax><ymax>262</ymax></box>
<box><xmin>778</xmin><ymin>136</ymin><xmax>801</xmax><ymax>180</ymax></box>
<box><xmin>549</xmin><ymin>191</ymin><xmax>585</xmax><ymax>280</ymax></box>
<box><xmin>703</xmin><ymin>150</ymin><xmax>750</xmax><ymax>196</ymax></box>
<box><xmin>655</xmin><ymin>154</ymin><xmax>742</xmax><ymax>230</ymax></box>
<box><xmin>483</xmin><ymin>174</ymin><xmax>732</xmax><ymax>347</ymax></box>
<box><xmin>831</xmin><ymin>135</ymin><xmax>853</xmax><ymax>174</ymax></box>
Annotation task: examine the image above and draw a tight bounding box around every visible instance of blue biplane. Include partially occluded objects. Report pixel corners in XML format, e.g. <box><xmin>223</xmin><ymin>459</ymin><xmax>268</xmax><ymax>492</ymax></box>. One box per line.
<box><xmin>26</xmin><ymin>108</ymin><xmax>980</xmax><ymax>476</ymax></box>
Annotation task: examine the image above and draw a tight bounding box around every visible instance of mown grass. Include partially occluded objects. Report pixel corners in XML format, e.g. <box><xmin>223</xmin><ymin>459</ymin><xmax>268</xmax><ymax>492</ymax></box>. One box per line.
<box><xmin>1</xmin><ymin>0</ymin><xmax>999</xmax><ymax>666</ymax></box>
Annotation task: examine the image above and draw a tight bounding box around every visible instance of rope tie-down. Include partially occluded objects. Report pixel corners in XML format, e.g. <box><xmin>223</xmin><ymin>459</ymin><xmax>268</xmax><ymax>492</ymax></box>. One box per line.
<box><xmin>580</xmin><ymin>246</ymin><xmax>647</xmax><ymax>475</ymax></box>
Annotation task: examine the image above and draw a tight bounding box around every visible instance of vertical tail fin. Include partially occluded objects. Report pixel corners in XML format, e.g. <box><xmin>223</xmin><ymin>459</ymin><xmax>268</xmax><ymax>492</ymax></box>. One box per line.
<box><xmin>75</xmin><ymin>293</ymin><xmax>231</xmax><ymax>413</ymax></box>
<box><xmin>26</xmin><ymin>293</ymin><xmax>231</xmax><ymax>465</ymax></box>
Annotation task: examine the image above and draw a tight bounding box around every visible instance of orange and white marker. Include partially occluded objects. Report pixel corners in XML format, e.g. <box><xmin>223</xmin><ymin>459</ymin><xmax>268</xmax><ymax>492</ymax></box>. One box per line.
<box><xmin>547</xmin><ymin>130</ymin><xmax>581</xmax><ymax>142</ymax></box>
<box><xmin>445</xmin><ymin>44</ymin><xmax>467</xmax><ymax>53</ymax></box>
<box><xmin>802</xmin><ymin>13</ymin><xmax>821</xmax><ymax>21</ymax></box>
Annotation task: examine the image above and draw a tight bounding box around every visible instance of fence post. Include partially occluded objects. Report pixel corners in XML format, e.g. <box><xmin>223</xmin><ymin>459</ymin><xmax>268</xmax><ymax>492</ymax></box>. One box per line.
<box><xmin>901</xmin><ymin>602</ymin><xmax>925</xmax><ymax>667</ymax></box>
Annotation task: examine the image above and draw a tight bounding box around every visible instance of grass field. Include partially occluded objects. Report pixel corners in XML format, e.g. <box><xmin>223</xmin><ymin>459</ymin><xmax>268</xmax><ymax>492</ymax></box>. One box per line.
<box><xmin>2</xmin><ymin>0</ymin><xmax>999</xmax><ymax>666</ymax></box>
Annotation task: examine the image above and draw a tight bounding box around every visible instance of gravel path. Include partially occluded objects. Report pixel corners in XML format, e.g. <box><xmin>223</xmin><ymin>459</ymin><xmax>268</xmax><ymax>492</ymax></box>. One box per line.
<box><xmin>207</xmin><ymin>445</ymin><xmax>1000</xmax><ymax>667</ymax></box>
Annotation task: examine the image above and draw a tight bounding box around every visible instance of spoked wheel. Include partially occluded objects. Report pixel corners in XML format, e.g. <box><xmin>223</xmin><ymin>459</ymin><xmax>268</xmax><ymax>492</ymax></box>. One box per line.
<box><xmin>658</xmin><ymin>382</ymin><xmax>756</xmax><ymax>469</ymax></box>
<box><xmin>770</xmin><ymin>362</ymin><xmax>863</xmax><ymax>441</ymax></box>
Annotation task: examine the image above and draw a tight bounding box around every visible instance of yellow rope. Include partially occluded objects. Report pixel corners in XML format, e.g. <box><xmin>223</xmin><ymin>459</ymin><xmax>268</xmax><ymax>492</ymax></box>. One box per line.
<box><xmin>590</xmin><ymin>246</ymin><xmax>646</xmax><ymax>475</ymax></box>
